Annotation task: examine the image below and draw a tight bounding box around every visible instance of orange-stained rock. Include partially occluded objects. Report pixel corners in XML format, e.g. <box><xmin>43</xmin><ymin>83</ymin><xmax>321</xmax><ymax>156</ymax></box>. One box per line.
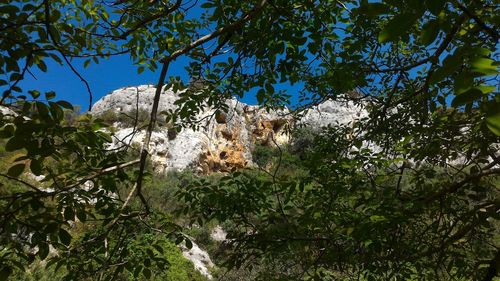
<box><xmin>93</xmin><ymin>85</ymin><xmax>368</xmax><ymax>175</ymax></box>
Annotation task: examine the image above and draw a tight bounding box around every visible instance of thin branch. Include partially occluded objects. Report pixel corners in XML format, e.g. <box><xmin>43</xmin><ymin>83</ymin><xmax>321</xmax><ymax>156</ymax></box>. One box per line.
<box><xmin>0</xmin><ymin>173</ymin><xmax>46</xmax><ymax>194</ymax></box>
<box><xmin>61</xmin><ymin>159</ymin><xmax>141</xmax><ymax>193</ymax></box>
<box><xmin>43</xmin><ymin>0</ymin><xmax>94</xmax><ymax>111</ymax></box>
<box><xmin>134</xmin><ymin>60</ymin><xmax>171</xmax><ymax>212</ymax></box>
<box><xmin>165</xmin><ymin>0</ymin><xmax>268</xmax><ymax>63</ymax></box>
<box><xmin>370</xmin><ymin>13</ymin><xmax>467</xmax><ymax>74</ymax></box>
<box><xmin>455</xmin><ymin>1</ymin><xmax>499</xmax><ymax>42</ymax></box>
<box><xmin>423</xmin><ymin>167</ymin><xmax>500</xmax><ymax>203</ymax></box>
<box><xmin>0</xmin><ymin>52</ymin><xmax>32</xmax><ymax>104</ymax></box>
<box><xmin>130</xmin><ymin>0</ymin><xmax>270</xmax><ymax>212</ymax></box>
<box><xmin>120</xmin><ymin>0</ymin><xmax>183</xmax><ymax>39</ymax></box>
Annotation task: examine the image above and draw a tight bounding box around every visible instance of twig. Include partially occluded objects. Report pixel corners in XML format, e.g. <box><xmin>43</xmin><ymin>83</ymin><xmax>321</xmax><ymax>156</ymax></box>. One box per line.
<box><xmin>119</xmin><ymin>0</ymin><xmax>182</xmax><ymax>39</ymax></box>
<box><xmin>0</xmin><ymin>173</ymin><xmax>46</xmax><ymax>193</ymax></box>
<box><xmin>133</xmin><ymin>61</ymin><xmax>171</xmax><ymax>212</ymax></box>
<box><xmin>455</xmin><ymin>1</ymin><xmax>499</xmax><ymax>42</ymax></box>
<box><xmin>0</xmin><ymin>52</ymin><xmax>32</xmax><ymax>104</ymax></box>
<box><xmin>43</xmin><ymin>0</ymin><xmax>94</xmax><ymax>111</ymax></box>
<box><xmin>165</xmin><ymin>0</ymin><xmax>268</xmax><ymax>63</ymax></box>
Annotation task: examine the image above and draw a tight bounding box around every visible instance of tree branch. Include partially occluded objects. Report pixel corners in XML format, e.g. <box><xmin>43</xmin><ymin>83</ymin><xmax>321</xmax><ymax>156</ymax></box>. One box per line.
<box><xmin>119</xmin><ymin>0</ymin><xmax>183</xmax><ymax>39</ymax></box>
<box><xmin>131</xmin><ymin>0</ymin><xmax>270</xmax><ymax>212</ymax></box>
<box><xmin>43</xmin><ymin>0</ymin><xmax>94</xmax><ymax>111</ymax></box>
<box><xmin>164</xmin><ymin>0</ymin><xmax>268</xmax><ymax>63</ymax></box>
<box><xmin>0</xmin><ymin>173</ymin><xmax>46</xmax><ymax>194</ymax></box>
<box><xmin>455</xmin><ymin>1</ymin><xmax>499</xmax><ymax>42</ymax></box>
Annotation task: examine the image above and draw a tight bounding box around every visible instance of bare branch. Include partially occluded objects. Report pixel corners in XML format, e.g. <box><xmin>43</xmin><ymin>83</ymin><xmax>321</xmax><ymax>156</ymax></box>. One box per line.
<box><xmin>120</xmin><ymin>0</ymin><xmax>183</xmax><ymax>39</ymax></box>
<box><xmin>165</xmin><ymin>0</ymin><xmax>268</xmax><ymax>63</ymax></box>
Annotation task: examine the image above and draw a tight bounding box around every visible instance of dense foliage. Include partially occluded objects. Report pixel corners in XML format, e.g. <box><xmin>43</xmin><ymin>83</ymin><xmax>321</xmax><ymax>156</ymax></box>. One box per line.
<box><xmin>1</xmin><ymin>0</ymin><xmax>499</xmax><ymax>280</ymax></box>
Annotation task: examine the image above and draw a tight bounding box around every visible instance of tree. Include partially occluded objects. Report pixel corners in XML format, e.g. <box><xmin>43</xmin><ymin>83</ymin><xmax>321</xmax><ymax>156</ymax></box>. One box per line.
<box><xmin>0</xmin><ymin>0</ymin><xmax>499</xmax><ymax>280</ymax></box>
<box><xmin>178</xmin><ymin>1</ymin><xmax>500</xmax><ymax>280</ymax></box>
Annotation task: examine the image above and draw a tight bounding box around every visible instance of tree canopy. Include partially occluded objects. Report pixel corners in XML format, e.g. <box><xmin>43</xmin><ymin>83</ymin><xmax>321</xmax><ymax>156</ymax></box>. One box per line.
<box><xmin>0</xmin><ymin>0</ymin><xmax>499</xmax><ymax>280</ymax></box>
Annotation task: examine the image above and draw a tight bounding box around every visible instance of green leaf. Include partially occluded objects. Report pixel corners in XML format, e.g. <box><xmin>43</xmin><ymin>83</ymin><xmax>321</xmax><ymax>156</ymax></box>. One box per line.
<box><xmin>64</xmin><ymin>207</ymin><xmax>75</xmax><ymax>221</ymax></box>
<box><xmin>133</xmin><ymin>266</ymin><xmax>143</xmax><ymax>278</ymax></box>
<box><xmin>49</xmin><ymin>102</ymin><xmax>64</xmax><ymax>122</ymax></box>
<box><xmin>98</xmin><ymin>131</ymin><xmax>112</xmax><ymax>143</ymax></box>
<box><xmin>430</xmin><ymin>54</ymin><xmax>462</xmax><ymax>84</ymax></box>
<box><xmin>470</xmin><ymin>57</ymin><xmax>498</xmax><ymax>75</ymax></box>
<box><xmin>37</xmin><ymin>60</ymin><xmax>47</xmax><ymax>72</ymax></box>
<box><xmin>185</xmin><ymin>238</ymin><xmax>193</xmax><ymax>249</ymax></box>
<box><xmin>357</xmin><ymin>3</ymin><xmax>389</xmax><ymax>17</ymax></box>
<box><xmin>453</xmin><ymin>72</ymin><xmax>473</xmax><ymax>95</ymax></box>
<box><xmin>137</xmin><ymin>66</ymin><xmax>145</xmax><ymax>74</ymax></box>
<box><xmin>152</xmin><ymin>244</ymin><xmax>164</xmax><ymax>254</ymax></box>
<box><xmin>346</xmin><ymin>227</ymin><xmax>354</xmax><ymax>236</ymax></box>
<box><xmin>369</xmin><ymin>215</ymin><xmax>387</xmax><ymax>222</ymax></box>
<box><xmin>146</xmin><ymin>248</ymin><xmax>155</xmax><ymax>259</ymax></box>
<box><xmin>265</xmin><ymin>83</ymin><xmax>274</xmax><ymax>94</ymax></box>
<box><xmin>256</xmin><ymin>89</ymin><xmax>265</xmax><ymax>104</ymax></box>
<box><xmin>378</xmin><ymin>13</ymin><xmax>418</xmax><ymax>43</ymax></box>
<box><xmin>56</xmin><ymin>100</ymin><xmax>74</xmax><ymax>110</ymax></box>
<box><xmin>200</xmin><ymin>2</ymin><xmax>213</xmax><ymax>8</ymax></box>
<box><xmin>59</xmin><ymin>228</ymin><xmax>72</xmax><ymax>246</ymax></box>
<box><xmin>5</xmin><ymin>138</ymin><xmax>24</xmax><ymax>152</ymax></box>
<box><xmin>486</xmin><ymin>108</ymin><xmax>500</xmax><ymax>136</ymax></box>
<box><xmin>9</xmin><ymin>73</ymin><xmax>22</xmax><ymax>82</ymax></box>
<box><xmin>451</xmin><ymin>88</ymin><xmax>482</xmax><ymax>107</ymax></box>
<box><xmin>476</xmin><ymin>85</ymin><xmax>496</xmax><ymax>94</ymax></box>
<box><xmin>8</xmin><ymin>163</ymin><xmax>25</xmax><ymax>177</ymax></box>
<box><xmin>175</xmin><ymin>236</ymin><xmax>184</xmax><ymax>245</ymax></box>
<box><xmin>36</xmin><ymin>102</ymin><xmax>50</xmax><ymax>118</ymax></box>
<box><xmin>45</xmin><ymin>91</ymin><xmax>56</xmax><ymax>100</ymax></box>
<box><xmin>76</xmin><ymin>208</ymin><xmax>87</xmax><ymax>222</ymax></box>
<box><xmin>28</xmin><ymin>90</ymin><xmax>41</xmax><ymax>99</ymax></box>
<box><xmin>0</xmin><ymin>124</ymin><xmax>15</xmax><ymax>139</ymax></box>
<box><xmin>425</xmin><ymin>0</ymin><xmax>445</xmax><ymax>16</ymax></box>
<box><xmin>420</xmin><ymin>20</ymin><xmax>440</xmax><ymax>46</ymax></box>
<box><xmin>84</xmin><ymin>59</ymin><xmax>91</xmax><ymax>68</ymax></box>
<box><xmin>143</xmin><ymin>268</ymin><xmax>152</xmax><ymax>279</ymax></box>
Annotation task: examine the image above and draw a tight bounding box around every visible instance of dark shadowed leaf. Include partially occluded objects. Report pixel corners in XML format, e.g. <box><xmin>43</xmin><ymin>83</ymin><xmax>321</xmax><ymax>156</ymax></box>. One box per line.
<box><xmin>0</xmin><ymin>266</ymin><xmax>12</xmax><ymax>281</ymax></box>
<box><xmin>30</xmin><ymin>158</ymin><xmax>42</xmax><ymax>175</ymax></box>
<box><xmin>56</xmin><ymin>100</ymin><xmax>74</xmax><ymax>110</ymax></box>
<box><xmin>45</xmin><ymin>91</ymin><xmax>56</xmax><ymax>100</ymax></box>
<box><xmin>8</xmin><ymin>163</ymin><xmax>25</xmax><ymax>177</ymax></box>
<box><xmin>37</xmin><ymin>242</ymin><xmax>49</xmax><ymax>260</ymax></box>
<box><xmin>59</xmin><ymin>228</ymin><xmax>72</xmax><ymax>246</ymax></box>
<box><xmin>378</xmin><ymin>13</ymin><xmax>418</xmax><ymax>43</ymax></box>
<box><xmin>451</xmin><ymin>88</ymin><xmax>483</xmax><ymax>107</ymax></box>
<box><xmin>420</xmin><ymin>19</ymin><xmax>440</xmax><ymax>46</ymax></box>
<box><xmin>425</xmin><ymin>0</ymin><xmax>445</xmax><ymax>16</ymax></box>
<box><xmin>486</xmin><ymin>108</ymin><xmax>500</xmax><ymax>136</ymax></box>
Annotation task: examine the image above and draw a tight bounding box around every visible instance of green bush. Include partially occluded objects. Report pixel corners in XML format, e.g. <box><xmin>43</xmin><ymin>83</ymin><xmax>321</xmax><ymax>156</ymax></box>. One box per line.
<box><xmin>97</xmin><ymin>108</ymin><xmax>150</xmax><ymax>128</ymax></box>
<box><xmin>252</xmin><ymin>144</ymin><xmax>275</xmax><ymax>168</ymax></box>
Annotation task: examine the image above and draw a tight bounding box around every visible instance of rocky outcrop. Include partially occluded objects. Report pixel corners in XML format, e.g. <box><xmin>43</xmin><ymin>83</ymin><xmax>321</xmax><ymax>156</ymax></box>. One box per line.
<box><xmin>91</xmin><ymin>85</ymin><xmax>366</xmax><ymax>174</ymax></box>
<box><xmin>180</xmin><ymin>241</ymin><xmax>214</xmax><ymax>279</ymax></box>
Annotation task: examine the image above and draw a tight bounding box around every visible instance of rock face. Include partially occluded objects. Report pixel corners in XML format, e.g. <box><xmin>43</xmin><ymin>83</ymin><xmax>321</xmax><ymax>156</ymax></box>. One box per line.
<box><xmin>91</xmin><ymin>85</ymin><xmax>366</xmax><ymax>174</ymax></box>
<box><xmin>180</xmin><ymin>241</ymin><xmax>214</xmax><ymax>279</ymax></box>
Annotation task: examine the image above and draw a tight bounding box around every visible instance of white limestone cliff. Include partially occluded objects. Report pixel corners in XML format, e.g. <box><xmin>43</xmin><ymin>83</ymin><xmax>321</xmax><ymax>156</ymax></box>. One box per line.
<box><xmin>91</xmin><ymin>85</ymin><xmax>367</xmax><ymax>174</ymax></box>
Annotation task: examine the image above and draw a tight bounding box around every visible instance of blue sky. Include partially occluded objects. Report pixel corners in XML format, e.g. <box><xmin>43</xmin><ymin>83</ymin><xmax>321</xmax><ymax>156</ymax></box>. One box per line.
<box><xmin>16</xmin><ymin>52</ymin><xmax>307</xmax><ymax>112</ymax></box>
<box><xmin>17</xmin><ymin>55</ymin><xmax>203</xmax><ymax>112</ymax></box>
<box><xmin>13</xmin><ymin>2</ymin><xmax>273</xmax><ymax>112</ymax></box>
<box><xmin>12</xmin><ymin>2</ymin><xmax>309</xmax><ymax>113</ymax></box>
